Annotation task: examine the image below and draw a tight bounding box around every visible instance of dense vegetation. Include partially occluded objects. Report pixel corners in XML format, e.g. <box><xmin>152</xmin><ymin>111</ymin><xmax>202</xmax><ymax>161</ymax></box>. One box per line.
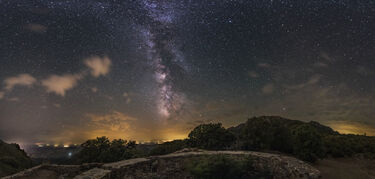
<box><xmin>184</xmin><ymin>155</ymin><xmax>271</xmax><ymax>179</ymax></box>
<box><xmin>149</xmin><ymin>139</ymin><xmax>188</xmax><ymax>156</ymax></box>
<box><xmin>2</xmin><ymin>116</ymin><xmax>375</xmax><ymax>177</ymax></box>
<box><xmin>73</xmin><ymin>136</ymin><xmax>139</xmax><ymax>163</ymax></box>
<box><xmin>74</xmin><ymin>116</ymin><xmax>375</xmax><ymax>163</ymax></box>
<box><xmin>0</xmin><ymin>140</ymin><xmax>33</xmax><ymax>177</ymax></box>
<box><xmin>188</xmin><ymin>123</ymin><xmax>235</xmax><ymax>150</ymax></box>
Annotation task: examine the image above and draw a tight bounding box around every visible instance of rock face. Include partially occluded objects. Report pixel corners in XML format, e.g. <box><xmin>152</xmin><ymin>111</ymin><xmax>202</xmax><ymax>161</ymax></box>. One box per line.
<box><xmin>0</xmin><ymin>140</ymin><xmax>33</xmax><ymax>177</ymax></box>
<box><xmin>4</xmin><ymin>149</ymin><xmax>321</xmax><ymax>179</ymax></box>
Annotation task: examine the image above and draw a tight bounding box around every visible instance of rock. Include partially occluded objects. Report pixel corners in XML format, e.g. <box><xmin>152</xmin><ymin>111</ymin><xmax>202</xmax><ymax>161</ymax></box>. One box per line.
<box><xmin>74</xmin><ymin>168</ymin><xmax>111</xmax><ymax>179</ymax></box>
<box><xmin>4</xmin><ymin>149</ymin><xmax>321</xmax><ymax>179</ymax></box>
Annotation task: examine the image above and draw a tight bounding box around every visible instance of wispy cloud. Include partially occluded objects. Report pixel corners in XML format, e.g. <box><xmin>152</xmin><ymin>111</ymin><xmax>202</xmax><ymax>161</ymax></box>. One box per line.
<box><xmin>284</xmin><ymin>74</ymin><xmax>322</xmax><ymax>90</ymax></box>
<box><xmin>41</xmin><ymin>74</ymin><xmax>82</xmax><ymax>96</ymax></box>
<box><xmin>248</xmin><ymin>71</ymin><xmax>259</xmax><ymax>78</ymax></box>
<box><xmin>258</xmin><ymin>62</ymin><xmax>271</xmax><ymax>68</ymax></box>
<box><xmin>262</xmin><ymin>83</ymin><xmax>274</xmax><ymax>95</ymax></box>
<box><xmin>4</xmin><ymin>74</ymin><xmax>37</xmax><ymax>91</ymax></box>
<box><xmin>313</xmin><ymin>62</ymin><xmax>328</xmax><ymax>68</ymax></box>
<box><xmin>91</xmin><ymin>87</ymin><xmax>98</xmax><ymax>93</ymax></box>
<box><xmin>8</xmin><ymin>97</ymin><xmax>19</xmax><ymax>102</ymax></box>
<box><xmin>84</xmin><ymin>56</ymin><xmax>112</xmax><ymax>77</ymax></box>
<box><xmin>24</xmin><ymin>23</ymin><xmax>47</xmax><ymax>33</ymax></box>
<box><xmin>320</xmin><ymin>52</ymin><xmax>336</xmax><ymax>62</ymax></box>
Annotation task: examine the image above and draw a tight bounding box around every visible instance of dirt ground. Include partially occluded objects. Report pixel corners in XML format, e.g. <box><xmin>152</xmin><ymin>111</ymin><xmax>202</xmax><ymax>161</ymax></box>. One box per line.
<box><xmin>313</xmin><ymin>158</ymin><xmax>375</xmax><ymax>179</ymax></box>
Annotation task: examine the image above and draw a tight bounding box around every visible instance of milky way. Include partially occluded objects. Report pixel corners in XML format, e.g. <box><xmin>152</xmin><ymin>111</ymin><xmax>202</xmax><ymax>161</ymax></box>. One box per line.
<box><xmin>140</xmin><ymin>0</ymin><xmax>188</xmax><ymax>119</ymax></box>
<box><xmin>1</xmin><ymin>0</ymin><xmax>375</xmax><ymax>144</ymax></box>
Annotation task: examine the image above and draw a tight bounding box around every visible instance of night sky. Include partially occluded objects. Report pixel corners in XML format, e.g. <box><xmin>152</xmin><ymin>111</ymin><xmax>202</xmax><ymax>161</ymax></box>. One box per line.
<box><xmin>1</xmin><ymin>0</ymin><xmax>375</xmax><ymax>145</ymax></box>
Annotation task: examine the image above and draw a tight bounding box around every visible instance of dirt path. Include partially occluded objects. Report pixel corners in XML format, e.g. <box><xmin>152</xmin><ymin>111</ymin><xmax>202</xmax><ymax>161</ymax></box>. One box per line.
<box><xmin>313</xmin><ymin>158</ymin><xmax>375</xmax><ymax>179</ymax></box>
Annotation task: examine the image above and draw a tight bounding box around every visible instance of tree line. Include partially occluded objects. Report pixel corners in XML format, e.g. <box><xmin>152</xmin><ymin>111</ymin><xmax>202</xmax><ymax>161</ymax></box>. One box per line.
<box><xmin>74</xmin><ymin>116</ymin><xmax>375</xmax><ymax>163</ymax></box>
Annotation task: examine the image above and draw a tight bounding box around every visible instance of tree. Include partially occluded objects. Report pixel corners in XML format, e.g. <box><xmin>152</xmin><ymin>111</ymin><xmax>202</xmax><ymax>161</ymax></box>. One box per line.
<box><xmin>188</xmin><ymin>123</ymin><xmax>235</xmax><ymax>150</ymax></box>
<box><xmin>149</xmin><ymin>139</ymin><xmax>187</xmax><ymax>156</ymax></box>
<box><xmin>239</xmin><ymin>117</ymin><xmax>293</xmax><ymax>152</ymax></box>
<box><xmin>291</xmin><ymin>124</ymin><xmax>325</xmax><ymax>162</ymax></box>
<box><xmin>75</xmin><ymin>136</ymin><xmax>137</xmax><ymax>163</ymax></box>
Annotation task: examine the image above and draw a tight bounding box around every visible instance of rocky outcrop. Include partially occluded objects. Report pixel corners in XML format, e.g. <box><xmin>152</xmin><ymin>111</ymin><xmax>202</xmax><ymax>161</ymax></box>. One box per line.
<box><xmin>3</xmin><ymin>149</ymin><xmax>321</xmax><ymax>179</ymax></box>
<box><xmin>0</xmin><ymin>140</ymin><xmax>33</xmax><ymax>177</ymax></box>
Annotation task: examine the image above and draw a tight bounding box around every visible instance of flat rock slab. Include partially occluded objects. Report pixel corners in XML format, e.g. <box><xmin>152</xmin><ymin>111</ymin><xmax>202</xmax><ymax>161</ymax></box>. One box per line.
<box><xmin>5</xmin><ymin>149</ymin><xmax>321</xmax><ymax>179</ymax></box>
<box><xmin>74</xmin><ymin>168</ymin><xmax>111</xmax><ymax>179</ymax></box>
<box><xmin>103</xmin><ymin>158</ymin><xmax>150</xmax><ymax>169</ymax></box>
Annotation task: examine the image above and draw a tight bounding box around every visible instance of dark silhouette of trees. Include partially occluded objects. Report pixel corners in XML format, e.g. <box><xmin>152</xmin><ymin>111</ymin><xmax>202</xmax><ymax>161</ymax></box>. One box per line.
<box><xmin>73</xmin><ymin>116</ymin><xmax>375</xmax><ymax>164</ymax></box>
<box><xmin>188</xmin><ymin>123</ymin><xmax>235</xmax><ymax>150</ymax></box>
<box><xmin>149</xmin><ymin>139</ymin><xmax>187</xmax><ymax>156</ymax></box>
<box><xmin>75</xmin><ymin>136</ymin><xmax>137</xmax><ymax>163</ymax></box>
<box><xmin>291</xmin><ymin>124</ymin><xmax>325</xmax><ymax>162</ymax></box>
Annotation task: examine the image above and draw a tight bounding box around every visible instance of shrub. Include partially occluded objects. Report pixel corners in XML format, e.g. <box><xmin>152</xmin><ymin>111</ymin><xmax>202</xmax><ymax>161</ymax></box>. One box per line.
<box><xmin>188</xmin><ymin>123</ymin><xmax>235</xmax><ymax>150</ymax></box>
<box><xmin>149</xmin><ymin>139</ymin><xmax>187</xmax><ymax>156</ymax></box>
<box><xmin>184</xmin><ymin>155</ymin><xmax>260</xmax><ymax>179</ymax></box>
<box><xmin>291</xmin><ymin>124</ymin><xmax>325</xmax><ymax>162</ymax></box>
<box><xmin>239</xmin><ymin>117</ymin><xmax>293</xmax><ymax>152</ymax></box>
<box><xmin>75</xmin><ymin>136</ymin><xmax>137</xmax><ymax>163</ymax></box>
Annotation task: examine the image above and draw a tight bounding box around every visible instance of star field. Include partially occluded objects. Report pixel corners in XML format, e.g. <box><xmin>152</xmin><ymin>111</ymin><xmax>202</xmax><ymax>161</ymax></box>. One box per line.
<box><xmin>0</xmin><ymin>0</ymin><xmax>375</xmax><ymax>144</ymax></box>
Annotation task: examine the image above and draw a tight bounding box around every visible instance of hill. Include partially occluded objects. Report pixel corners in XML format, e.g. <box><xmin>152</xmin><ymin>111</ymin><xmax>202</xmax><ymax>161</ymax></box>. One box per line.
<box><xmin>228</xmin><ymin>116</ymin><xmax>338</xmax><ymax>137</ymax></box>
<box><xmin>149</xmin><ymin>116</ymin><xmax>375</xmax><ymax>163</ymax></box>
<box><xmin>0</xmin><ymin>140</ymin><xmax>33</xmax><ymax>177</ymax></box>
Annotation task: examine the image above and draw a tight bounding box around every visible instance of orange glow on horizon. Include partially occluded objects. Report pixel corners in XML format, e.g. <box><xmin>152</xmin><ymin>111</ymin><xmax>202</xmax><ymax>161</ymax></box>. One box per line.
<box><xmin>326</xmin><ymin>121</ymin><xmax>375</xmax><ymax>136</ymax></box>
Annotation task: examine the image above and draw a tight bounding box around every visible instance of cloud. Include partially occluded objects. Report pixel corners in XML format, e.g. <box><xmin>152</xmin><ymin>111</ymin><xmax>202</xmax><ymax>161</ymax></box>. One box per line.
<box><xmin>284</xmin><ymin>74</ymin><xmax>322</xmax><ymax>90</ymax></box>
<box><xmin>262</xmin><ymin>83</ymin><xmax>274</xmax><ymax>95</ymax></box>
<box><xmin>8</xmin><ymin>97</ymin><xmax>19</xmax><ymax>102</ymax></box>
<box><xmin>24</xmin><ymin>24</ymin><xmax>47</xmax><ymax>33</ymax></box>
<box><xmin>320</xmin><ymin>52</ymin><xmax>335</xmax><ymax>62</ymax></box>
<box><xmin>84</xmin><ymin>56</ymin><xmax>112</xmax><ymax>77</ymax></box>
<box><xmin>123</xmin><ymin>92</ymin><xmax>132</xmax><ymax>104</ymax></box>
<box><xmin>41</xmin><ymin>74</ymin><xmax>82</xmax><ymax>96</ymax></box>
<box><xmin>248</xmin><ymin>71</ymin><xmax>259</xmax><ymax>78</ymax></box>
<box><xmin>313</xmin><ymin>62</ymin><xmax>328</xmax><ymax>68</ymax></box>
<box><xmin>91</xmin><ymin>87</ymin><xmax>98</xmax><ymax>93</ymax></box>
<box><xmin>258</xmin><ymin>63</ymin><xmax>271</xmax><ymax>68</ymax></box>
<box><xmin>4</xmin><ymin>74</ymin><xmax>37</xmax><ymax>91</ymax></box>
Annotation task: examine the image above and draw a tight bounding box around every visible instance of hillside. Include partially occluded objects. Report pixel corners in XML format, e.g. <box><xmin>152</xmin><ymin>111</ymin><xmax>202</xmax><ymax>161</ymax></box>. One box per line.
<box><xmin>226</xmin><ymin>116</ymin><xmax>375</xmax><ymax>162</ymax></box>
<box><xmin>0</xmin><ymin>140</ymin><xmax>33</xmax><ymax>177</ymax></box>
<box><xmin>227</xmin><ymin>116</ymin><xmax>338</xmax><ymax>137</ymax></box>
<box><xmin>149</xmin><ymin>116</ymin><xmax>375</xmax><ymax>163</ymax></box>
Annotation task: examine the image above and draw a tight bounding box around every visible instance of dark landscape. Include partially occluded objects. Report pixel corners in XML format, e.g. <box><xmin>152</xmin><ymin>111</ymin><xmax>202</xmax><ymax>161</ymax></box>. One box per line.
<box><xmin>2</xmin><ymin>116</ymin><xmax>375</xmax><ymax>178</ymax></box>
<box><xmin>1</xmin><ymin>0</ymin><xmax>375</xmax><ymax>178</ymax></box>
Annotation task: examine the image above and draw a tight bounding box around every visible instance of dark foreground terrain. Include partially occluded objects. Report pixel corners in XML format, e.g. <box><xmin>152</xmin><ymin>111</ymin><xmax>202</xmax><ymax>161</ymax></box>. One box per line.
<box><xmin>2</xmin><ymin>116</ymin><xmax>375</xmax><ymax>178</ymax></box>
<box><xmin>314</xmin><ymin>158</ymin><xmax>375</xmax><ymax>179</ymax></box>
<box><xmin>3</xmin><ymin>149</ymin><xmax>320</xmax><ymax>179</ymax></box>
<box><xmin>0</xmin><ymin>140</ymin><xmax>32</xmax><ymax>177</ymax></box>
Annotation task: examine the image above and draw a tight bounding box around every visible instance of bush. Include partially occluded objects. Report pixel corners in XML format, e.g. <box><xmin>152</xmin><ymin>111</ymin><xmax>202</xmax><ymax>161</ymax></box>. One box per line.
<box><xmin>149</xmin><ymin>140</ymin><xmax>187</xmax><ymax>156</ymax></box>
<box><xmin>184</xmin><ymin>155</ymin><xmax>261</xmax><ymax>179</ymax></box>
<box><xmin>291</xmin><ymin>124</ymin><xmax>325</xmax><ymax>162</ymax></box>
<box><xmin>238</xmin><ymin>117</ymin><xmax>293</xmax><ymax>152</ymax></box>
<box><xmin>75</xmin><ymin>136</ymin><xmax>137</xmax><ymax>163</ymax></box>
<box><xmin>323</xmin><ymin>134</ymin><xmax>375</xmax><ymax>157</ymax></box>
<box><xmin>188</xmin><ymin>123</ymin><xmax>235</xmax><ymax>150</ymax></box>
